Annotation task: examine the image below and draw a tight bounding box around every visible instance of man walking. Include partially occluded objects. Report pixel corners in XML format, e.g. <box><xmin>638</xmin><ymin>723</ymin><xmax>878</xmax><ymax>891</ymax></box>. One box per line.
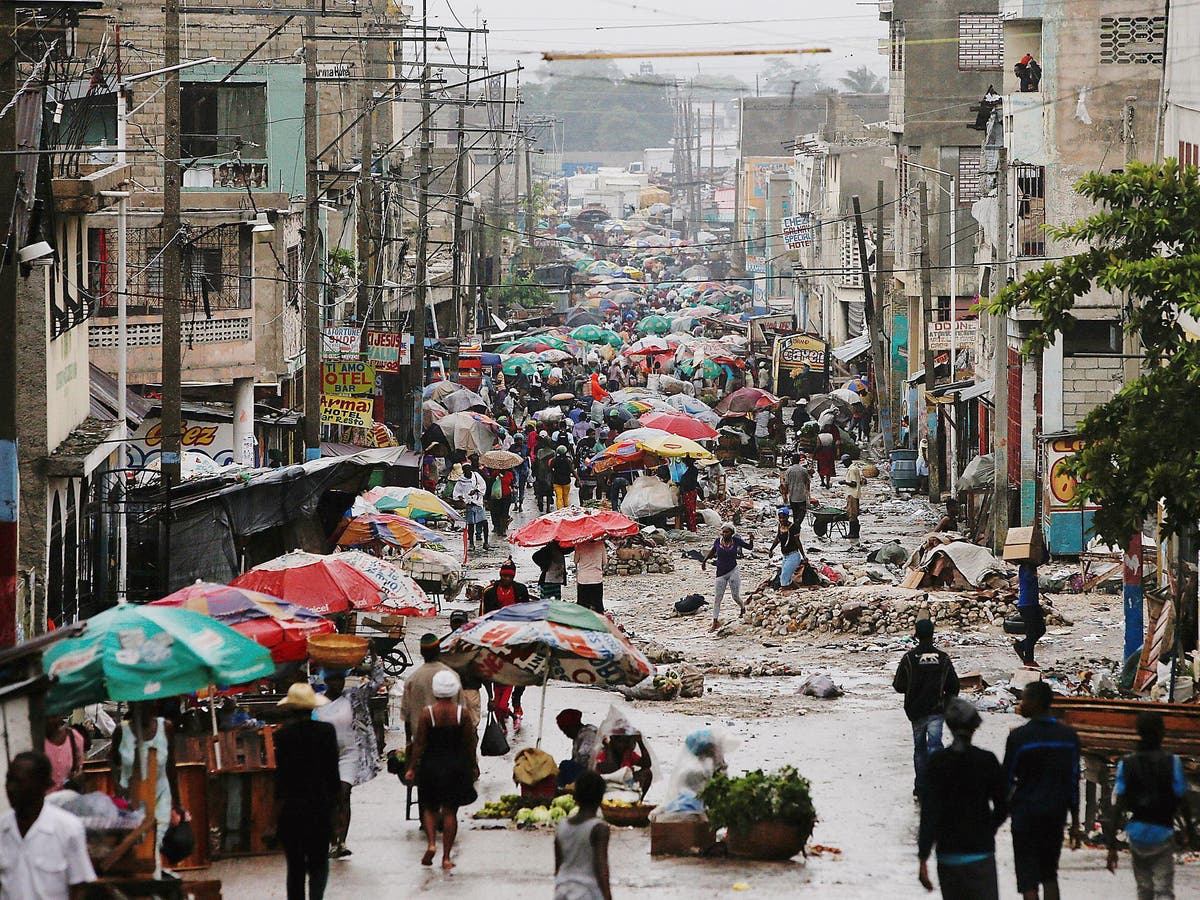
<box><xmin>400</xmin><ymin>635</ymin><xmax>463</xmax><ymax>750</ymax></box>
<box><xmin>1107</xmin><ymin>710</ymin><xmax>1191</xmax><ymax>899</ymax></box>
<box><xmin>1003</xmin><ymin>681</ymin><xmax>1082</xmax><ymax>900</ymax></box>
<box><xmin>551</xmin><ymin>446</ymin><xmax>574</xmax><ymax>510</ymax></box>
<box><xmin>574</xmin><ymin>539</ymin><xmax>606</xmax><ymax>613</ymax></box>
<box><xmin>893</xmin><ymin>618</ymin><xmax>960</xmax><ymax>799</ymax></box>
<box><xmin>782</xmin><ymin>454</ymin><xmax>812</xmax><ymax>528</ymax></box>
<box><xmin>678</xmin><ymin>457</ymin><xmax>700</xmax><ymax>532</ymax></box>
<box><xmin>1014</xmin><ymin>555</ymin><xmax>1046</xmax><ymax>668</ymax></box>
<box><xmin>842</xmin><ymin>453</ymin><xmax>865</xmax><ymax>540</ymax></box>
<box><xmin>917</xmin><ymin>698</ymin><xmax>1007</xmax><ymax>899</ymax></box>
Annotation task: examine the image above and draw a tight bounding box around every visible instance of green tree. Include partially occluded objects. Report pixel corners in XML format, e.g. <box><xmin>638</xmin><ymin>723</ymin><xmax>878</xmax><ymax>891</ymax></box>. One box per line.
<box><xmin>987</xmin><ymin>160</ymin><xmax>1200</xmax><ymax>542</ymax></box>
<box><xmin>759</xmin><ymin>59</ymin><xmax>827</xmax><ymax>96</ymax></box>
<box><xmin>838</xmin><ymin>65</ymin><xmax>885</xmax><ymax>94</ymax></box>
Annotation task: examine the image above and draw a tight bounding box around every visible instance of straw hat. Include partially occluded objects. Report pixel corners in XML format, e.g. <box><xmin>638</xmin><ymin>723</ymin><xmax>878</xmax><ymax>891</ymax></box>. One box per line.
<box><xmin>277</xmin><ymin>682</ymin><xmax>329</xmax><ymax>710</ymax></box>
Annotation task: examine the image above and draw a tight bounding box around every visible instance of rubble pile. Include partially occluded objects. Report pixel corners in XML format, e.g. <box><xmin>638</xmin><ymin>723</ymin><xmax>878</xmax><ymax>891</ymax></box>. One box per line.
<box><xmin>746</xmin><ymin>586</ymin><xmax>1070</xmax><ymax>636</ymax></box>
<box><xmin>605</xmin><ymin>544</ymin><xmax>676</xmax><ymax>576</ymax></box>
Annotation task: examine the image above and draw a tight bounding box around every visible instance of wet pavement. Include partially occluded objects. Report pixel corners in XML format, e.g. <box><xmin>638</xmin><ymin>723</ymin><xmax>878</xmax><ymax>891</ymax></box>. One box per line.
<box><xmin>208</xmin><ymin>475</ymin><xmax>1200</xmax><ymax>898</ymax></box>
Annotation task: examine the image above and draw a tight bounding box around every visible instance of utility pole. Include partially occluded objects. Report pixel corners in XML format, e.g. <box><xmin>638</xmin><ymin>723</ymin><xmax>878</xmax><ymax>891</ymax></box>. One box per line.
<box><xmin>303</xmin><ymin>1</ymin><xmax>322</xmax><ymax>460</ymax></box>
<box><xmin>524</xmin><ymin>132</ymin><xmax>535</xmax><ymax>272</ymax></box>
<box><xmin>489</xmin><ymin>73</ymin><xmax>506</xmax><ymax>328</ymax></box>
<box><xmin>853</xmin><ymin>193</ymin><xmax>892</xmax><ymax>453</ymax></box>
<box><xmin>874</xmin><ymin>180</ymin><xmax>893</xmax><ymax>450</ymax></box>
<box><xmin>0</xmin><ymin>0</ymin><xmax>19</xmax><ymax>645</ymax></box>
<box><xmin>992</xmin><ymin>148</ymin><xmax>1011</xmax><ymax>551</ymax></box>
<box><xmin>918</xmin><ymin>182</ymin><xmax>941</xmax><ymax>503</ymax></box>
<box><xmin>162</xmin><ymin>0</ymin><xmax>183</xmax><ymax>489</ymax></box>
<box><xmin>732</xmin><ymin>96</ymin><xmax>746</xmax><ymax>271</ymax></box>
<box><xmin>411</xmin><ymin>53</ymin><xmax>431</xmax><ymax>442</ymax></box>
<box><xmin>449</xmin><ymin>103</ymin><xmax>466</xmax><ymax>375</ymax></box>
<box><xmin>355</xmin><ymin>19</ymin><xmax>375</xmax><ymax>323</ymax></box>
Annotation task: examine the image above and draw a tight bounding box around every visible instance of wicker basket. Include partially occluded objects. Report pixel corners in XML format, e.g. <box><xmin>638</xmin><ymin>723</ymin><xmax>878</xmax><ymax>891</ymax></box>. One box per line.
<box><xmin>307</xmin><ymin>634</ymin><xmax>368</xmax><ymax>668</ymax></box>
<box><xmin>725</xmin><ymin>820</ymin><xmax>809</xmax><ymax>860</ymax></box>
<box><xmin>600</xmin><ymin>803</ymin><xmax>655</xmax><ymax>827</ymax></box>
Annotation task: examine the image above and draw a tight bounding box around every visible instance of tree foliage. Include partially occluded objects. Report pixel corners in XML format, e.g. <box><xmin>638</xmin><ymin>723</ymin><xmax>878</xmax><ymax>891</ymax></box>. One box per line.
<box><xmin>987</xmin><ymin>160</ymin><xmax>1200</xmax><ymax>542</ymax></box>
<box><xmin>758</xmin><ymin>59</ymin><xmax>828</xmax><ymax>96</ymax></box>
<box><xmin>839</xmin><ymin>65</ymin><xmax>885</xmax><ymax>94</ymax></box>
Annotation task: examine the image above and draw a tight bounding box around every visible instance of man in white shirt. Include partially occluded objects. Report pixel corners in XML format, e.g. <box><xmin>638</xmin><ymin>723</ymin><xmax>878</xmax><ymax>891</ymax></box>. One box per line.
<box><xmin>574</xmin><ymin>539</ymin><xmax>606</xmax><ymax>613</ymax></box>
<box><xmin>0</xmin><ymin>751</ymin><xmax>95</xmax><ymax>900</ymax></box>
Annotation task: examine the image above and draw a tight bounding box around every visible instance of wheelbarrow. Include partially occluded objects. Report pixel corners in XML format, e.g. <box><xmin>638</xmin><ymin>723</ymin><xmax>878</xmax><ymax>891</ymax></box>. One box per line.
<box><xmin>810</xmin><ymin>506</ymin><xmax>850</xmax><ymax>540</ymax></box>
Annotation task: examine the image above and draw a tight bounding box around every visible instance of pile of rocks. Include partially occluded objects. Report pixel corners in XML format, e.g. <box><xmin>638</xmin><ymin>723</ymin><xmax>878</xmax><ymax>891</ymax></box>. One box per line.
<box><xmin>746</xmin><ymin>585</ymin><xmax>1069</xmax><ymax>637</ymax></box>
<box><xmin>604</xmin><ymin>545</ymin><xmax>676</xmax><ymax>576</ymax></box>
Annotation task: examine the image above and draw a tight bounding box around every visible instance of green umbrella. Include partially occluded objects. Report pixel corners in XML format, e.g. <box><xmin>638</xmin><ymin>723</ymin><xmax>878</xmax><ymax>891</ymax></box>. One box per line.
<box><xmin>43</xmin><ymin>604</ymin><xmax>276</xmax><ymax>714</ymax></box>
<box><xmin>571</xmin><ymin>324</ymin><xmax>606</xmax><ymax>343</ymax></box>
<box><xmin>637</xmin><ymin>315</ymin><xmax>671</xmax><ymax>335</ymax></box>
<box><xmin>598</xmin><ymin>328</ymin><xmax>625</xmax><ymax>348</ymax></box>
<box><xmin>678</xmin><ymin>357</ymin><xmax>722</xmax><ymax>378</ymax></box>
<box><xmin>501</xmin><ymin>356</ymin><xmax>537</xmax><ymax>375</ymax></box>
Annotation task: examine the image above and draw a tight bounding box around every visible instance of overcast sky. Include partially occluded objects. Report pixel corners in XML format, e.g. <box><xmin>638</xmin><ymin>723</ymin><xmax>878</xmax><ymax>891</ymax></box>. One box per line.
<box><xmin>420</xmin><ymin>0</ymin><xmax>888</xmax><ymax>86</ymax></box>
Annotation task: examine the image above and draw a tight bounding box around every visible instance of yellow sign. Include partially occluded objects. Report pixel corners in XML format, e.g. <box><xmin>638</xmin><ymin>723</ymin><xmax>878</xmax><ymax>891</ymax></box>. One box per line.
<box><xmin>322</xmin><ymin>361</ymin><xmax>375</xmax><ymax>396</ymax></box>
<box><xmin>774</xmin><ymin>334</ymin><xmax>827</xmax><ymax>374</ymax></box>
<box><xmin>320</xmin><ymin>395</ymin><xmax>374</xmax><ymax>428</ymax></box>
<box><xmin>1043</xmin><ymin>436</ymin><xmax>1098</xmax><ymax>511</ymax></box>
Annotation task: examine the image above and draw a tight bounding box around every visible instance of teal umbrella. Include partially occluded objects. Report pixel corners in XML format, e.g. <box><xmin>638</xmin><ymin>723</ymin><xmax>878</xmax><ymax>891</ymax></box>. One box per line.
<box><xmin>43</xmin><ymin>604</ymin><xmax>276</xmax><ymax>714</ymax></box>
<box><xmin>637</xmin><ymin>315</ymin><xmax>671</xmax><ymax>334</ymax></box>
<box><xmin>501</xmin><ymin>356</ymin><xmax>537</xmax><ymax>375</ymax></box>
<box><xmin>678</xmin><ymin>357</ymin><xmax>722</xmax><ymax>379</ymax></box>
<box><xmin>598</xmin><ymin>328</ymin><xmax>625</xmax><ymax>349</ymax></box>
<box><xmin>570</xmin><ymin>324</ymin><xmax>607</xmax><ymax>343</ymax></box>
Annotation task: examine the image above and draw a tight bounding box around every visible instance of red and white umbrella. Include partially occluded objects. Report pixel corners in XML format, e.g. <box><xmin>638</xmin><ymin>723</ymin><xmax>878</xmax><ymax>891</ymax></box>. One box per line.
<box><xmin>333</xmin><ymin>550</ymin><xmax>436</xmax><ymax>617</ymax></box>
<box><xmin>230</xmin><ymin>551</ymin><xmax>384</xmax><ymax>615</ymax></box>
<box><xmin>637</xmin><ymin>411</ymin><xmax>719</xmax><ymax>441</ymax></box>
<box><xmin>509</xmin><ymin>506</ymin><xmax>639</xmax><ymax>548</ymax></box>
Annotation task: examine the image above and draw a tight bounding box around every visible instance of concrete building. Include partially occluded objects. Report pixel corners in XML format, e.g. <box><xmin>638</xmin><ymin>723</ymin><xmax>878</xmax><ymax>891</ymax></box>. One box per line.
<box><xmin>978</xmin><ymin>0</ymin><xmax>1166</xmax><ymax>534</ymax></box>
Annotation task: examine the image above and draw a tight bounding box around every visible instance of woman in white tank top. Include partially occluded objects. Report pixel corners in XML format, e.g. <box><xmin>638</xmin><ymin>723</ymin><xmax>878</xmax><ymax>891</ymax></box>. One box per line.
<box><xmin>554</xmin><ymin>771</ymin><xmax>612</xmax><ymax>900</ymax></box>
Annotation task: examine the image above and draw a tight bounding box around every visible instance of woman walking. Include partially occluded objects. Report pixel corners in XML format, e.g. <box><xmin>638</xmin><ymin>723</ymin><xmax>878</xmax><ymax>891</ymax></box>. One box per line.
<box><xmin>815</xmin><ymin>420</ymin><xmax>841</xmax><ymax>488</ymax></box>
<box><xmin>554</xmin><ymin>771</ymin><xmax>612</xmax><ymax>900</ymax></box>
<box><xmin>453</xmin><ymin>462</ymin><xmax>489</xmax><ymax>550</ymax></box>
<box><xmin>769</xmin><ymin>507</ymin><xmax>807</xmax><ymax>588</ymax></box>
<box><xmin>406</xmin><ymin>670</ymin><xmax>479</xmax><ymax>872</ymax></box>
<box><xmin>484</xmin><ymin>466</ymin><xmax>515</xmax><ymax>537</ymax></box>
<box><xmin>701</xmin><ymin>524</ymin><xmax>754</xmax><ymax>632</ymax></box>
<box><xmin>110</xmin><ymin>703</ymin><xmax>183</xmax><ymax>867</ymax></box>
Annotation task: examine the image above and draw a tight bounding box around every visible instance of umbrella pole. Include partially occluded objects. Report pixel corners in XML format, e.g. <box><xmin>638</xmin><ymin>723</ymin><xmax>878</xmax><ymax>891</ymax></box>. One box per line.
<box><xmin>535</xmin><ymin>649</ymin><xmax>551</xmax><ymax>749</ymax></box>
<box><xmin>209</xmin><ymin>688</ymin><xmax>223</xmax><ymax>769</ymax></box>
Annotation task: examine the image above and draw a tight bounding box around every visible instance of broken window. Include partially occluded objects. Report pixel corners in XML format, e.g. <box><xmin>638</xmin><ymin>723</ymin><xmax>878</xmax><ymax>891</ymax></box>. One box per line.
<box><xmin>1014</xmin><ymin>164</ymin><xmax>1046</xmax><ymax>258</ymax></box>
<box><xmin>1064</xmin><ymin>320</ymin><xmax>1120</xmax><ymax>356</ymax></box>
<box><xmin>180</xmin><ymin>82</ymin><xmax>268</xmax><ymax>160</ymax></box>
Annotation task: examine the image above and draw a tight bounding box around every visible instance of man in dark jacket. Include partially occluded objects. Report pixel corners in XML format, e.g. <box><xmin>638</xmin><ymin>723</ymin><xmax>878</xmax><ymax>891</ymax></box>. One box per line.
<box><xmin>918</xmin><ymin>698</ymin><xmax>1007</xmax><ymax>900</ymax></box>
<box><xmin>893</xmin><ymin>618</ymin><xmax>960</xmax><ymax>798</ymax></box>
<box><xmin>274</xmin><ymin>684</ymin><xmax>341</xmax><ymax>900</ymax></box>
<box><xmin>1106</xmin><ymin>710</ymin><xmax>1191</xmax><ymax>897</ymax></box>
<box><xmin>1002</xmin><ymin>681</ymin><xmax>1081</xmax><ymax>900</ymax></box>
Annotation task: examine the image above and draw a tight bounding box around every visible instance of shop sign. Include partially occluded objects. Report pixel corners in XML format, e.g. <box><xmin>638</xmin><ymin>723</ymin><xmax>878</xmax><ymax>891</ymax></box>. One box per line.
<box><xmin>322</xmin><ymin>361</ymin><xmax>375</xmax><ymax>396</ymax></box>
<box><xmin>926</xmin><ymin>319</ymin><xmax>979</xmax><ymax>350</ymax></box>
<box><xmin>322</xmin><ymin>325</ymin><xmax>361</xmax><ymax>359</ymax></box>
<box><xmin>774</xmin><ymin>333</ymin><xmax>827</xmax><ymax>373</ymax></box>
<box><xmin>320</xmin><ymin>395</ymin><xmax>374</xmax><ymax>428</ymax></box>
<box><xmin>364</xmin><ymin>330</ymin><xmax>412</xmax><ymax>373</ymax></box>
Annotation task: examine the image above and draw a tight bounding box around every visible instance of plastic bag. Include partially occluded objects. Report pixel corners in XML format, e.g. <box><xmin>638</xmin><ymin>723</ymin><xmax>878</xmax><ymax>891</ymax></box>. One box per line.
<box><xmin>620</xmin><ymin>473</ymin><xmax>677</xmax><ymax>519</ymax></box>
<box><xmin>958</xmin><ymin>454</ymin><xmax>995</xmax><ymax>492</ymax></box>
<box><xmin>650</xmin><ymin>727</ymin><xmax>740</xmax><ymax>822</ymax></box>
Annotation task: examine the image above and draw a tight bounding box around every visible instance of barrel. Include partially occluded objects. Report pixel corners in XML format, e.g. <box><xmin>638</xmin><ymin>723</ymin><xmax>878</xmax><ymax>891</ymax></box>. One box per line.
<box><xmin>889</xmin><ymin>449</ymin><xmax>920</xmax><ymax>491</ymax></box>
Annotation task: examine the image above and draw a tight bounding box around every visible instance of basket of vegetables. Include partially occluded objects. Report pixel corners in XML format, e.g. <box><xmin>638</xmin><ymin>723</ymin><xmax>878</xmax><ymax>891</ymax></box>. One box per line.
<box><xmin>600</xmin><ymin>799</ymin><xmax>656</xmax><ymax>827</ymax></box>
<box><xmin>699</xmin><ymin>766</ymin><xmax>817</xmax><ymax>860</ymax></box>
<box><xmin>513</xmin><ymin>794</ymin><xmax>578</xmax><ymax>828</ymax></box>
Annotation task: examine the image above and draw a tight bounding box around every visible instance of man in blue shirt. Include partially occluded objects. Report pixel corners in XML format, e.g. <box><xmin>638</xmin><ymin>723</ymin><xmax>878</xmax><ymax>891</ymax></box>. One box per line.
<box><xmin>1106</xmin><ymin>710</ymin><xmax>1191</xmax><ymax>898</ymax></box>
<box><xmin>1014</xmin><ymin>560</ymin><xmax>1046</xmax><ymax>668</ymax></box>
<box><xmin>1002</xmin><ymin>681</ymin><xmax>1081</xmax><ymax>900</ymax></box>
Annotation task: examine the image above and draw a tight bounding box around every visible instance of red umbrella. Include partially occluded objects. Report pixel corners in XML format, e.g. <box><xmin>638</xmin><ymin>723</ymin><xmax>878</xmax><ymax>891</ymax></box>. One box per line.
<box><xmin>149</xmin><ymin>581</ymin><xmax>336</xmax><ymax>663</ymax></box>
<box><xmin>714</xmin><ymin>386</ymin><xmax>780</xmax><ymax>416</ymax></box>
<box><xmin>638</xmin><ymin>411</ymin><xmax>720</xmax><ymax>441</ymax></box>
<box><xmin>230</xmin><ymin>551</ymin><xmax>384</xmax><ymax>615</ymax></box>
<box><xmin>509</xmin><ymin>506</ymin><xmax>639</xmax><ymax>548</ymax></box>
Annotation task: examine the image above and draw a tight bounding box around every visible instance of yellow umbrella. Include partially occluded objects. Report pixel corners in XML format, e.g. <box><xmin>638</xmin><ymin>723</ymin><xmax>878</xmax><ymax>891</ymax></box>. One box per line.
<box><xmin>635</xmin><ymin>434</ymin><xmax>716</xmax><ymax>460</ymax></box>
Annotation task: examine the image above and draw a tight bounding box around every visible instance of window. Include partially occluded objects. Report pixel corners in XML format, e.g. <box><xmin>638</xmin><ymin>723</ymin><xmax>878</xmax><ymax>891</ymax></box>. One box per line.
<box><xmin>1181</xmin><ymin>141</ymin><xmax>1200</xmax><ymax>168</ymax></box>
<box><xmin>1064</xmin><ymin>320</ymin><xmax>1120</xmax><ymax>356</ymax></box>
<box><xmin>286</xmin><ymin>245</ymin><xmax>301</xmax><ymax>308</ymax></box>
<box><xmin>1100</xmin><ymin>16</ymin><xmax>1166</xmax><ymax>65</ymax></box>
<box><xmin>180</xmin><ymin>82</ymin><xmax>268</xmax><ymax>159</ymax></box>
<box><xmin>840</xmin><ymin>223</ymin><xmax>862</xmax><ymax>288</ymax></box>
<box><xmin>958</xmin><ymin>14</ymin><xmax>1003</xmax><ymax>71</ymax></box>
<box><xmin>147</xmin><ymin>246</ymin><xmax>224</xmax><ymax>298</ymax></box>
<box><xmin>1014</xmin><ymin>164</ymin><xmax>1046</xmax><ymax>258</ymax></box>
<box><xmin>890</xmin><ymin>20</ymin><xmax>905</xmax><ymax>73</ymax></box>
<box><xmin>957</xmin><ymin>148</ymin><xmax>983</xmax><ymax>206</ymax></box>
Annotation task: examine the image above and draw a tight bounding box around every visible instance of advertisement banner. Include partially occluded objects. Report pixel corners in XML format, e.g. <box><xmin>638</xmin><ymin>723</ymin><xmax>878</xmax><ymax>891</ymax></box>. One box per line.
<box><xmin>322</xmin><ymin>361</ymin><xmax>375</xmax><ymax>396</ymax></box>
<box><xmin>774</xmin><ymin>333</ymin><xmax>827</xmax><ymax>373</ymax></box>
<box><xmin>926</xmin><ymin>319</ymin><xmax>979</xmax><ymax>350</ymax></box>
<box><xmin>781</xmin><ymin>213</ymin><xmax>814</xmax><ymax>249</ymax></box>
<box><xmin>320</xmin><ymin>395</ymin><xmax>374</xmax><ymax>428</ymax></box>
<box><xmin>322</xmin><ymin>325</ymin><xmax>361</xmax><ymax>359</ymax></box>
<box><xmin>749</xmin><ymin>314</ymin><xmax>795</xmax><ymax>352</ymax></box>
<box><xmin>364</xmin><ymin>330</ymin><xmax>411</xmax><ymax>373</ymax></box>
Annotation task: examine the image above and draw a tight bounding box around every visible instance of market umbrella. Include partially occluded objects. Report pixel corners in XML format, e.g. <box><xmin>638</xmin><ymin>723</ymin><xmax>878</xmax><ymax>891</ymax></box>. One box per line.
<box><xmin>479</xmin><ymin>449</ymin><xmax>523</xmax><ymax>470</ymax></box>
<box><xmin>665</xmin><ymin>393</ymin><xmax>721</xmax><ymax>425</ymax></box>
<box><xmin>355</xmin><ymin>486</ymin><xmax>463</xmax><ymax>522</ymax></box>
<box><xmin>622</xmin><ymin>336</ymin><xmax>671</xmax><ymax>357</ymax></box>
<box><xmin>611</xmin><ymin>426</ymin><xmax>672</xmax><ymax>444</ymax></box>
<box><xmin>437</xmin><ymin>411</ymin><xmax>501</xmax><ymax>453</ymax></box>
<box><xmin>336</xmin><ymin>512</ymin><xmax>446</xmax><ymax>550</ymax></box>
<box><xmin>550</xmin><ymin>391</ymin><xmax>576</xmax><ymax>403</ymax></box>
<box><xmin>636</xmin><ymin>315</ymin><xmax>671</xmax><ymax>335</ymax></box>
<box><xmin>842</xmin><ymin>378</ymin><xmax>871</xmax><ymax>395</ymax></box>
<box><xmin>421</xmin><ymin>400</ymin><xmax>448</xmax><ymax>429</ymax></box>
<box><xmin>501</xmin><ymin>356</ymin><xmax>537</xmax><ymax>376</ymax></box>
<box><xmin>713</xmin><ymin>386</ymin><xmax>780</xmax><ymax>416</ymax></box>
<box><xmin>440</xmin><ymin>599</ymin><xmax>655</xmax><ymax>744</ymax></box>
<box><xmin>148</xmin><ymin>582</ymin><xmax>335</xmax><ymax>663</ymax></box>
<box><xmin>332</xmin><ymin>550</ymin><xmax>436</xmax><ymax>617</ymax></box>
<box><xmin>634</xmin><ymin>433</ymin><xmax>715</xmax><ymax>460</ymax></box>
<box><xmin>230</xmin><ymin>550</ymin><xmax>385</xmax><ymax>615</ymax></box>
<box><xmin>538</xmin><ymin>349</ymin><xmax>572</xmax><ymax>363</ymax></box>
<box><xmin>570</xmin><ymin>324</ymin><xmax>607</xmax><ymax>343</ymax></box>
<box><xmin>597</xmin><ymin>328</ymin><xmax>624</xmax><ymax>349</ymax></box>
<box><xmin>443</xmin><ymin>388</ymin><xmax>487</xmax><ymax>413</ymax></box>
<box><xmin>43</xmin><ymin>604</ymin><xmax>276</xmax><ymax>713</ymax></box>
<box><xmin>588</xmin><ymin>439</ymin><xmax>658</xmax><ymax>473</ymax></box>
<box><xmin>423</xmin><ymin>380</ymin><xmax>463</xmax><ymax>402</ymax></box>
<box><xmin>638</xmin><ymin>411</ymin><xmax>720</xmax><ymax>441</ymax></box>
<box><xmin>676</xmin><ymin>357</ymin><xmax>722</xmax><ymax>380</ymax></box>
<box><xmin>509</xmin><ymin>506</ymin><xmax>639</xmax><ymax>548</ymax></box>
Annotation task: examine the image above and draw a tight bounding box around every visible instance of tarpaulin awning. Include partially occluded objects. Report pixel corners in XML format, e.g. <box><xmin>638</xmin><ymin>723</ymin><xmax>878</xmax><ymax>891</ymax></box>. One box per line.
<box><xmin>957</xmin><ymin>379</ymin><xmax>994</xmax><ymax>402</ymax></box>
<box><xmin>831</xmin><ymin>334</ymin><xmax>871</xmax><ymax>362</ymax></box>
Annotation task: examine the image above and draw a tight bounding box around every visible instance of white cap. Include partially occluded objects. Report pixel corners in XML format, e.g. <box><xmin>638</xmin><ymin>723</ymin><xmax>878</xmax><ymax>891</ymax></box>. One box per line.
<box><xmin>432</xmin><ymin>669</ymin><xmax>461</xmax><ymax>699</ymax></box>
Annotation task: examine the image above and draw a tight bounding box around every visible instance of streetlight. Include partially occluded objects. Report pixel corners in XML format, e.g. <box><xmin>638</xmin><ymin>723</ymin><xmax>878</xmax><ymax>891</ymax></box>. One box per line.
<box><xmin>905</xmin><ymin>160</ymin><xmax>960</xmax><ymax>495</ymax></box>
